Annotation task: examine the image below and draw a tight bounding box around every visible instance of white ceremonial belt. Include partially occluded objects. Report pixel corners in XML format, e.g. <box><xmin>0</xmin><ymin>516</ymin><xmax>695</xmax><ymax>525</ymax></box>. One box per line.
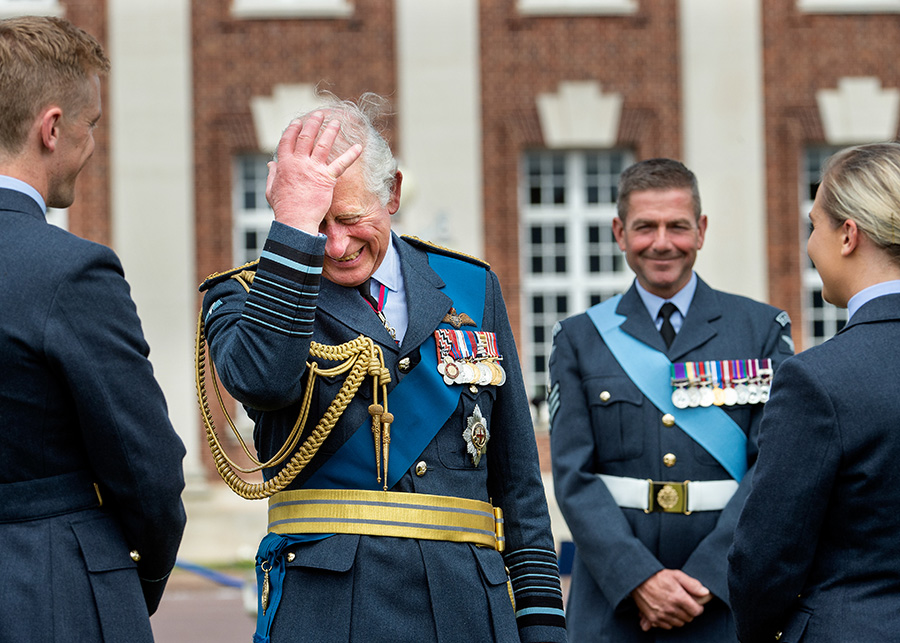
<box><xmin>597</xmin><ymin>474</ymin><xmax>738</xmax><ymax>514</ymax></box>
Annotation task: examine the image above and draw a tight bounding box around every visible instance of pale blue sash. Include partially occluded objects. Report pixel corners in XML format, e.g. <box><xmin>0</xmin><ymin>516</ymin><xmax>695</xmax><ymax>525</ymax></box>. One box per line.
<box><xmin>586</xmin><ymin>295</ymin><xmax>748</xmax><ymax>481</ymax></box>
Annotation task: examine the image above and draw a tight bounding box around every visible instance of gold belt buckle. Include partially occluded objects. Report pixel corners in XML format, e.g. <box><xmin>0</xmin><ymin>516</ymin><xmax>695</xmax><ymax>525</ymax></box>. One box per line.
<box><xmin>646</xmin><ymin>480</ymin><xmax>691</xmax><ymax>515</ymax></box>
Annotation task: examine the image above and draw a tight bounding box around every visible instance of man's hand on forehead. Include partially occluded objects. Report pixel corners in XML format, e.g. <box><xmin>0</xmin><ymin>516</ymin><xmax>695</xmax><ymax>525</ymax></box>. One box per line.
<box><xmin>265</xmin><ymin>111</ymin><xmax>363</xmax><ymax>235</ymax></box>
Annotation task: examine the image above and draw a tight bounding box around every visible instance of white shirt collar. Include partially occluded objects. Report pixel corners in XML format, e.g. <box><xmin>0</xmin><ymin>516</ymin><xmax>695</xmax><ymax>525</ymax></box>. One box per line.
<box><xmin>635</xmin><ymin>272</ymin><xmax>698</xmax><ymax>322</ymax></box>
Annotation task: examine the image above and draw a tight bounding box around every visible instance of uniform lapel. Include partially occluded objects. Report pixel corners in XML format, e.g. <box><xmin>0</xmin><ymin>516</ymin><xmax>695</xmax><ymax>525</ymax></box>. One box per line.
<box><xmin>395</xmin><ymin>236</ymin><xmax>453</xmax><ymax>350</ymax></box>
<box><xmin>617</xmin><ymin>283</ymin><xmax>668</xmax><ymax>352</ymax></box>
<box><xmin>315</xmin><ymin>235</ymin><xmax>454</xmax><ymax>353</ymax></box>
<box><xmin>317</xmin><ymin>277</ymin><xmax>399</xmax><ymax>348</ymax></box>
<box><xmin>615</xmin><ymin>278</ymin><xmax>720</xmax><ymax>361</ymax></box>
<box><xmin>667</xmin><ymin>278</ymin><xmax>719</xmax><ymax>361</ymax></box>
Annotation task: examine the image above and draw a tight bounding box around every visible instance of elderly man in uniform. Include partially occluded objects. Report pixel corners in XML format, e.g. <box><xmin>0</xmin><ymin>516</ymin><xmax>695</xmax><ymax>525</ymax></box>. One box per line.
<box><xmin>549</xmin><ymin>158</ymin><xmax>793</xmax><ymax>642</ymax></box>
<box><xmin>0</xmin><ymin>16</ymin><xmax>186</xmax><ymax>642</ymax></box>
<box><xmin>199</xmin><ymin>93</ymin><xmax>566</xmax><ymax>643</ymax></box>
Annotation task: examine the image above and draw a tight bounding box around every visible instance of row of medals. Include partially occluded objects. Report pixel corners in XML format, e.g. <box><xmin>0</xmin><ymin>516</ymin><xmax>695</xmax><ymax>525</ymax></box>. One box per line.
<box><xmin>438</xmin><ymin>356</ymin><xmax>507</xmax><ymax>387</ymax></box>
<box><xmin>670</xmin><ymin>359</ymin><xmax>773</xmax><ymax>409</ymax></box>
<box><xmin>434</xmin><ymin>329</ymin><xmax>507</xmax><ymax>387</ymax></box>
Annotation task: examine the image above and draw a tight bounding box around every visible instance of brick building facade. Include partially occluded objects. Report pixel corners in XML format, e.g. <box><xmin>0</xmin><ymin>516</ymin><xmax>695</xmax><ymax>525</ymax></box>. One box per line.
<box><xmin>6</xmin><ymin>0</ymin><xmax>900</xmax><ymax>485</ymax></box>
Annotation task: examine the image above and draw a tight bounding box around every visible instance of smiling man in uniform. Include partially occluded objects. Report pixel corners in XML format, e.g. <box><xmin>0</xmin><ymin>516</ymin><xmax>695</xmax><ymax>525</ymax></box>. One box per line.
<box><xmin>549</xmin><ymin>158</ymin><xmax>793</xmax><ymax>642</ymax></box>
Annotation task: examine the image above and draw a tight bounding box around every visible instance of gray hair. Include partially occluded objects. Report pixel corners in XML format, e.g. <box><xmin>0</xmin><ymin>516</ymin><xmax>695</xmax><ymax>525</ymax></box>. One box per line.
<box><xmin>820</xmin><ymin>142</ymin><xmax>900</xmax><ymax>267</ymax></box>
<box><xmin>295</xmin><ymin>91</ymin><xmax>398</xmax><ymax>206</ymax></box>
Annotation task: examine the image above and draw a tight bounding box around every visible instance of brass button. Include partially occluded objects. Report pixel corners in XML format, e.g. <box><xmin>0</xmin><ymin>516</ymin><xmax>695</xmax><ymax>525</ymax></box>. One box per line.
<box><xmin>286</xmin><ymin>552</ymin><xmax>296</xmax><ymax>562</ymax></box>
<box><xmin>469</xmin><ymin>385</ymin><xmax>479</xmax><ymax>394</ymax></box>
<box><xmin>599</xmin><ymin>390</ymin><xmax>611</xmax><ymax>402</ymax></box>
<box><xmin>662</xmin><ymin>413</ymin><xmax>676</xmax><ymax>427</ymax></box>
<box><xmin>129</xmin><ymin>550</ymin><xmax>141</xmax><ymax>562</ymax></box>
<box><xmin>399</xmin><ymin>357</ymin><xmax>411</xmax><ymax>373</ymax></box>
<box><xmin>415</xmin><ymin>461</ymin><xmax>428</xmax><ymax>477</ymax></box>
<box><xmin>663</xmin><ymin>453</ymin><xmax>677</xmax><ymax>467</ymax></box>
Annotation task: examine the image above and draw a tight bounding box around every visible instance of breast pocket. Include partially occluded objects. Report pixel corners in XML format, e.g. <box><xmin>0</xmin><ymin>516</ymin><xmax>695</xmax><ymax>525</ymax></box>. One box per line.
<box><xmin>437</xmin><ymin>386</ymin><xmax>497</xmax><ymax>470</ymax></box>
<box><xmin>583</xmin><ymin>376</ymin><xmax>645</xmax><ymax>462</ymax></box>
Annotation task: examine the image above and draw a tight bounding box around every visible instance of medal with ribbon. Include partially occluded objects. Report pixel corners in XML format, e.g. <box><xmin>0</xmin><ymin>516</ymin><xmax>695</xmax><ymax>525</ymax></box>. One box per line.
<box><xmin>670</xmin><ymin>358</ymin><xmax>774</xmax><ymax>406</ymax></box>
<box><xmin>434</xmin><ymin>327</ymin><xmax>505</xmax><ymax>387</ymax></box>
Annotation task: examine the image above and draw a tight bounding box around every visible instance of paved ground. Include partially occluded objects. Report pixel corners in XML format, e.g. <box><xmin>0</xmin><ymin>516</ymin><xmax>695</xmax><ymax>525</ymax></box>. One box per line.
<box><xmin>151</xmin><ymin>567</ymin><xmax>256</xmax><ymax>643</ymax></box>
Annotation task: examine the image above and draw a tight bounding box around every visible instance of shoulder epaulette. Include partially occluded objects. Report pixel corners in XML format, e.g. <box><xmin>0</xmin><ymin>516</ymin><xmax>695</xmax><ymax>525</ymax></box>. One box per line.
<box><xmin>198</xmin><ymin>259</ymin><xmax>260</xmax><ymax>293</ymax></box>
<box><xmin>401</xmin><ymin>235</ymin><xmax>490</xmax><ymax>270</ymax></box>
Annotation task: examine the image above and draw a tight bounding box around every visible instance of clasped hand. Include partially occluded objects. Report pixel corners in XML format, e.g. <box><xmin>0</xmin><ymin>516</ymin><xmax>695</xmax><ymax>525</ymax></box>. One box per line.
<box><xmin>631</xmin><ymin>568</ymin><xmax>712</xmax><ymax>632</ymax></box>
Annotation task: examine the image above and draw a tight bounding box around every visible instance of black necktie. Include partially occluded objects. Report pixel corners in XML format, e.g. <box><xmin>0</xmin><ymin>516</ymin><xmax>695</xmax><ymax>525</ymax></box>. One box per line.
<box><xmin>357</xmin><ymin>278</ymin><xmax>378</xmax><ymax>311</ymax></box>
<box><xmin>659</xmin><ymin>302</ymin><xmax>677</xmax><ymax>348</ymax></box>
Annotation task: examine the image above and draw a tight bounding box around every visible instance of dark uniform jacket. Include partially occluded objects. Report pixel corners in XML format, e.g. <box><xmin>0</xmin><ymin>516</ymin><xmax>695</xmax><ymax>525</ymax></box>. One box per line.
<box><xmin>0</xmin><ymin>187</ymin><xmax>187</xmax><ymax>642</ymax></box>
<box><xmin>200</xmin><ymin>222</ymin><xmax>566</xmax><ymax>643</ymax></box>
<box><xmin>729</xmin><ymin>293</ymin><xmax>900</xmax><ymax>643</ymax></box>
<box><xmin>549</xmin><ymin>278</ymin><xmax>792</xmax><ymax>643</ymax></box>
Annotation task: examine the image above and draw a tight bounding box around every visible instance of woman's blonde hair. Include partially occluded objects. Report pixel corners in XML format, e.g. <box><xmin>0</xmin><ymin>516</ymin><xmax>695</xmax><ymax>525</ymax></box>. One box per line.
<box><xmin>820</xmin><ymin>142</ymin><xmax>900</xmax><ymax>267</ymax></box>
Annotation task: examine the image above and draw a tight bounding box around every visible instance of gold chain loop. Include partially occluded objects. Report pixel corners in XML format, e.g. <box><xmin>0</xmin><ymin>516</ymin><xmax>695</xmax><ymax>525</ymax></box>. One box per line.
<box><xmin>195</xmin><ymin>311</ymin><xmax>392</xmax><ymax>499</ymax></box>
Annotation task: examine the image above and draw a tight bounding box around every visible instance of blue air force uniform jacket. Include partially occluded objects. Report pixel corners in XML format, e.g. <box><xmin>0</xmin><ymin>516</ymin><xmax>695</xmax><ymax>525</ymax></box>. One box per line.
<box><xmin>200</xmin><ymin>222</ymin><xmax>566</xmax><ymax>643</ymax></box>
<box><xmin>0</xmin><ymin>188</ymin><xmax>187</xmax><ymax>642</ymax></box>
<box><xmin>549</xmin><ymin>279</ymin><xmax>793</xmax><ymax>643</ymax></box>
<box><xmin>728</xmin><ymin>294</ymin><xmax>900</xmax><ymax>643</ymax></box>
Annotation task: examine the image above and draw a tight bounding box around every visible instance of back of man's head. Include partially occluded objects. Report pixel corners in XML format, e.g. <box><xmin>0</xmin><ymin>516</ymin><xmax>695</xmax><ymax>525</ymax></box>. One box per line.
<box><xmin>0</xmin><ymin>16</ymin><xmax>109</xmax><ymax>157</ymax></box>
<box><xmin>617</xmin><ymin>157</ymin><xmax>702</xmax><ymax>221</ymax></box>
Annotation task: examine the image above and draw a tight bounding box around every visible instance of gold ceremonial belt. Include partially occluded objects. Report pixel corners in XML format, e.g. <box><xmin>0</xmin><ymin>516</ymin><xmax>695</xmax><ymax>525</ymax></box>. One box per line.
<box><xmin>268</xmin><ymin>488</ymin><xmax>506</xmax><ymax>552</ymax></box>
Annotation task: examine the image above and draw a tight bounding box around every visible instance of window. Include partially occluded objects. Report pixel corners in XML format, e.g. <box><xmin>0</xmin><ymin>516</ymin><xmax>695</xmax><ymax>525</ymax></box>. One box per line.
<box><xmin>801</xmin><ymin>146</ymin><xmax>847</xmax><ymax>347</ymax></box>
<box><xmin>233</xmin><ymin>155</ymin><xmax>274</xmax><ymax>265</ymax></box>
<box><xmin>0</xmin><ymin>0</ymin><xmax>64</xmax><ymax>18</ymax></box>
<box><xmin>521</xmin><ymin>149</ymin><xmax>634</xmax><ymax>398</ymax></box>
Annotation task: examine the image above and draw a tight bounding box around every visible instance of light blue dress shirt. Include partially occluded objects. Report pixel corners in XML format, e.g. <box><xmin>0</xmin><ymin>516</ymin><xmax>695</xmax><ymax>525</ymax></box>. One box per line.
<box><xmin>635</xmin><ymin>271</ymin><xmax>698</xmax><ymax>335</ymax></box>
<box><xmin>368</xmin><ymin>235</ymin><xmax>408</xmax><ymax>344</ymax></box>
<box><xmin>0</xmin><ymin>175</ymin><xmax>46</xmax><ymax>214</ymax></box>
<box><xmin>847</xmin><ymin>280</ymin><xmax>900</xmax><ymax>320</ymax></box>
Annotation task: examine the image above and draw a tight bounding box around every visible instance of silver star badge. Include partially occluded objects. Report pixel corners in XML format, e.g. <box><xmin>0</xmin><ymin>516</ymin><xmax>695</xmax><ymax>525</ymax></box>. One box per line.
<box><xmin>463</xmin><ymin>404</ymin><xmax>490</xmax><ymax>467</ymax></box>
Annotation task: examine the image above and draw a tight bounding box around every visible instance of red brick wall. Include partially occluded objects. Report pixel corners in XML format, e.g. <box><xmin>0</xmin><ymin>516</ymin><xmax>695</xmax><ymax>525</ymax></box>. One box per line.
<box><xmin>192</xmin><ymin>0</ymin><xmax>398</xmax><ymax>285</ymax></box>
<box><xmin>479</xmin><ymin>0</ymin><xmax>683</xmax><ymax>340</ymax></box>
<box><xmin>763</xmin><ymin>0</ymin><xmax>900</xmax><ymax>346</ymax></box>
<box><xmin>61</xmin><ymin>0</ymin><xmax>111</xmax><ymax>246</ymax></box>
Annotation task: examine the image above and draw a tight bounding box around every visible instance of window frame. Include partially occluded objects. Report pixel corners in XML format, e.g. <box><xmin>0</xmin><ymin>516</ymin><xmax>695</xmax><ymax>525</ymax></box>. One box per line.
<box><xmin>800</xmin><ymin>146</ymin><xmax>847</xmax><ymax>348</ymax></box>
<box><xmin>520</xmin><ymin>148</ymin><xmax>634</xmax><ymax>398</ymax></box>
<box><xmin>232</xmin><ymin>154</ymin><xmax>275</xmax><ymax>266</ymax></box>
